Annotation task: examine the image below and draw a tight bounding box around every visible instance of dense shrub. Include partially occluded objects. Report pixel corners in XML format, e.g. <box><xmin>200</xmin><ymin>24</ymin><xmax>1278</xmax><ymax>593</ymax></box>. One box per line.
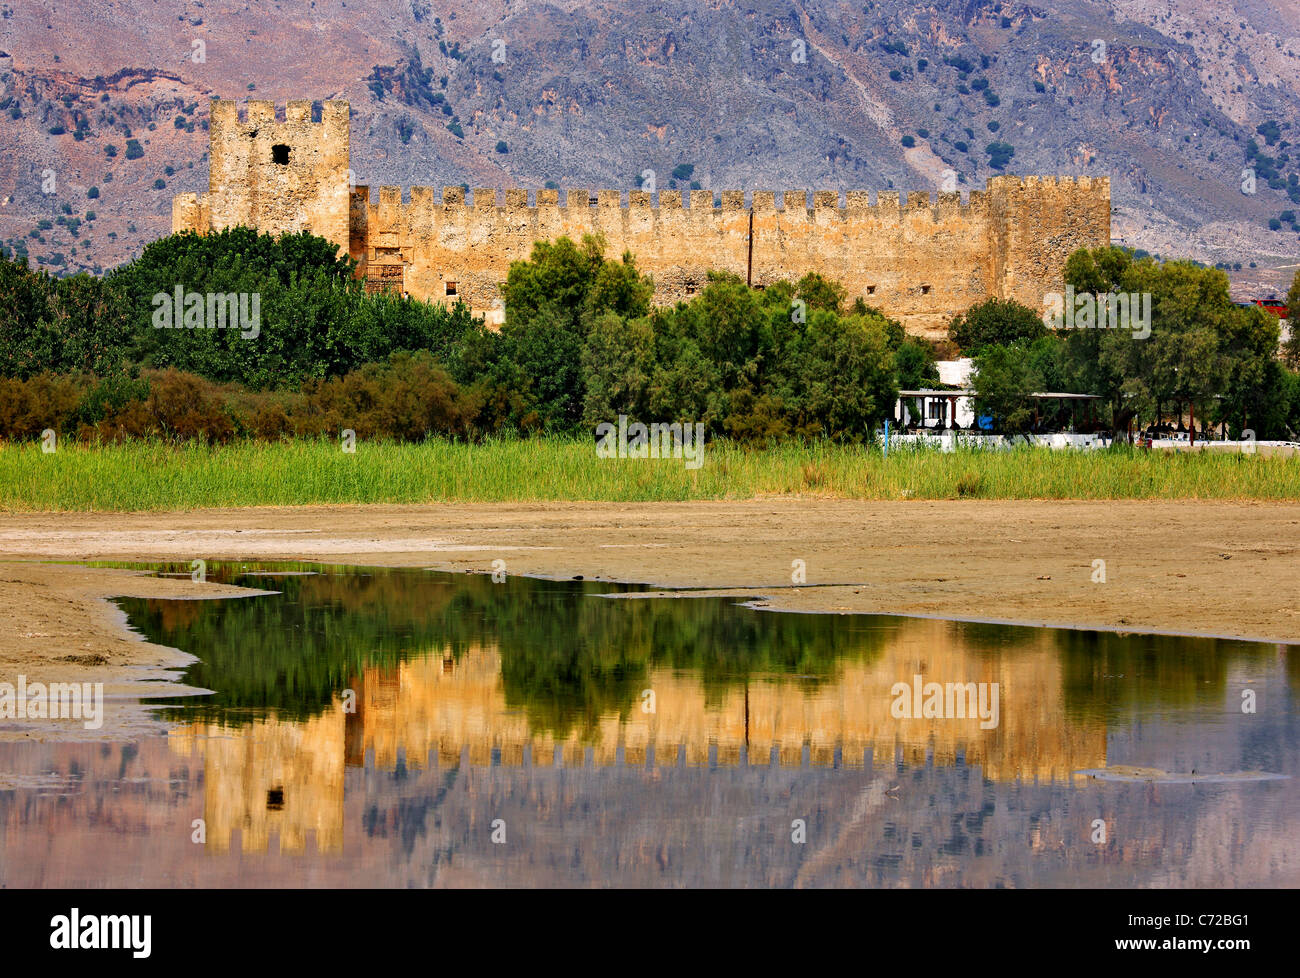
<box><xmin>0</xmin><ymin>373</ymin><xmax>84</xmax><ymax>440</ymax></box>
<box><xmin>578</xmin><ymin>269</ymin><xmax>903</xmax><ymax>442</ymax></box>
<box><xmin>295</xmin><ymin>352</ymin><xmax>481</xmax><ymax>441</ymax></box>
<box><xmin>73</xmin><ymin>372</ymin><xmax>152</xmax><ymax>429</ymax></box>
<box><xmin>142</xmin><ymin>370</ymin><xmax>236</xmax><ymax>442</ymax></box>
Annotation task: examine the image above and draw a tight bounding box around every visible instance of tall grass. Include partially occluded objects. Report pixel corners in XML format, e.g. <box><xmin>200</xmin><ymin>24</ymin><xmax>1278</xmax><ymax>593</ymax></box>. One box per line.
<box><xmin>0</xmin><ymin>437</ymin><xmax>1296</xmax><ymax>511</ymax></box>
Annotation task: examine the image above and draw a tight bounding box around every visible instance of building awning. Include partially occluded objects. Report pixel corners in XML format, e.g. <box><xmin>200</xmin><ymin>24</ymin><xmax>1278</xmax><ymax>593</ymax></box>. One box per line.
<box><xmin>896</xmin><ymin>390</ymin><xmax>1100</xmax><ymax>400</ymax></box>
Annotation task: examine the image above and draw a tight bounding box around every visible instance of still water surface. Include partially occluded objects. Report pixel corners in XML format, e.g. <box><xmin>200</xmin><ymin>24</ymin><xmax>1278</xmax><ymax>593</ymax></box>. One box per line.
<box><xmin>1</xmin><ymin>563</ymin><xmax>1296</xmax><ymax>887</ymax></box>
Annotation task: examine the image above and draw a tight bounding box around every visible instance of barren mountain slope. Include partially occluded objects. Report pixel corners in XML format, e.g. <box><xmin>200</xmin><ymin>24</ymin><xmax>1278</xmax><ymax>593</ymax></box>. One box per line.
<box><xmin>1</xmin><ymin>0</ymin><xmax>1297</xmax><ymax>291</ymax></box>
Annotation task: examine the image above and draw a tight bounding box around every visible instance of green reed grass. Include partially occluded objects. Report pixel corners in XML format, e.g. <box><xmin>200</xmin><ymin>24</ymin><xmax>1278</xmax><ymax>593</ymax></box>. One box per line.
<box><xmin>0</xmin><ymin>437</ymin><xmax>1296</xmax><ymax>511</ymax></box>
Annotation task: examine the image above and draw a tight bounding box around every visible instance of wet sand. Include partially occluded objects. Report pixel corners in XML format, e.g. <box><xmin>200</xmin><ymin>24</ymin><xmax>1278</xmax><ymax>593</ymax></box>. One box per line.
<box><xmin>0</xmin><ymin>499</ymin><xmax>1296</xmax><ymax>738</ymax></box>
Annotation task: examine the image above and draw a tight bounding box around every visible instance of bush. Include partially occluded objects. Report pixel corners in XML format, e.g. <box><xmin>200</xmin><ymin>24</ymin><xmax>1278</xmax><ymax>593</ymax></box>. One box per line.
<box><xmin>0</xmin><ymin>373</ymin><xmax>84</xmax><ymax>440</ymax></box>
<box><xmin>145</xmin><ymin>370</ymin><xmax>235</xmax><ymax>442</ymax></box>
<box><xmin>296</xmin><ymin>352</ymin><xmax>479</xmax><ymax>441</ymax></box>
<box><xmin>74</xmin><ymin>372</ymin><xmax>151</xmax><ymax>429</ymax></box>
<box><xmin>247</xmin><ymin>401</ymin><xmax>293</xmax><ymax>441</ymax></box>
<box><xmin>985</xmin><ymin>141</ymin><xmax>1015</xmax><ymax>168</ymax></box>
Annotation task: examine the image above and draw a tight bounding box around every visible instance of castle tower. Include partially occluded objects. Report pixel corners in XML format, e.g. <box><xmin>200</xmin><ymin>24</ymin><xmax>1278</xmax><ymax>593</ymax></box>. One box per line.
<box><xmin>173</xmin><ymin>99</ymin><xmax>351</xmax><ymax>257</ymax></box>
<box><xmin>984</xmin><ymin>174</ymin><xmax>1112</xmax><ymax>310</ymax></box>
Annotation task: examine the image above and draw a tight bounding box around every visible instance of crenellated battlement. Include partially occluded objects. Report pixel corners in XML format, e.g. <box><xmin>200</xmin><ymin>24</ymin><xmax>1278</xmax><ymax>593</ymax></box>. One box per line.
<box><xmin>207</xmin><ymin>98</ymin><xmax>350</xmax><ymax>130</ymax></box>
<box><xmin>340</xmin><ymin>175</ymin><xmax>1108</xmax><ymax>223</ymax></box>
<box><xmin>175</xmin><ymin>99</ymin><xmax>1111</xmax><ymax>338</ymax></box>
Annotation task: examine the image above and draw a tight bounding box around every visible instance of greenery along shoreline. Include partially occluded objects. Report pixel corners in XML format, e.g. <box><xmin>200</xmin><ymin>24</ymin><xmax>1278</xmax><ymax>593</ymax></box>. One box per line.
<box><xmin>1</xmin><ymin>439</ymin><xmax>1297</xmax><ymax>511</ymax></box>
<box><xmin>1</xmin><ymin>227</ymin><xmax>933</xmax><ymax>444</ymax></box>
<box><xmin>4</xmin><ymin>224</ymin><xmax>1298</xmax><ymax>446</ymax></box>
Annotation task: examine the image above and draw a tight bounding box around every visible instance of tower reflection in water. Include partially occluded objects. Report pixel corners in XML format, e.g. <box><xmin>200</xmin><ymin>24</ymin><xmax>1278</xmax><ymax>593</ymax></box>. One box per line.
<box><xmin>1</xmin><ymin>563</ymin><xmax>1290</xmax><ymax>888</ymax></box>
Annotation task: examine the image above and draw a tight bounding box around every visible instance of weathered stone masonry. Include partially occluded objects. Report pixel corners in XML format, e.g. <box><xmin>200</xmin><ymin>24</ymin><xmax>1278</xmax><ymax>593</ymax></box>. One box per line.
<box><xmin>173</xmin><ymin>100</ymin><xmax>1112</xmax><ymax>337</ymax></box>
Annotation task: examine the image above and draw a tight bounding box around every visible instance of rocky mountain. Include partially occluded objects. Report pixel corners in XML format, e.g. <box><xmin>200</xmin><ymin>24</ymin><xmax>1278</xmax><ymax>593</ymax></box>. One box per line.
<box><xmin>1</xmin><ymin>0</ymin><xmax>1298</xmax><ymax>295</ymax></box>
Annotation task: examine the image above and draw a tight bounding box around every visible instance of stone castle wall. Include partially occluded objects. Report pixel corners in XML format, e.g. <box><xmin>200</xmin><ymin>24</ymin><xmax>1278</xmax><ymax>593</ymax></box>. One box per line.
<box><xmin>173</xmin><ymin>100</ymin><xmax>1111</xmax><ymax>337</ymax></box>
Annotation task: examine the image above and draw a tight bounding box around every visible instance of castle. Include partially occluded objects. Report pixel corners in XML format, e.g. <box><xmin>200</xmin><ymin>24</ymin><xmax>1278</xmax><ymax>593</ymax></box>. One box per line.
<box><xmin>172</xmin><ymin>100</ymin><xmax>1112</xmax><ymax>337</ymax></box>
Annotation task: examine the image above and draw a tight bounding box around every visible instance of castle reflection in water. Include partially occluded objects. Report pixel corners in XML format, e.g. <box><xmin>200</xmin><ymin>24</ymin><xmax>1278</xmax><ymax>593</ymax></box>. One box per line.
<box><xmin>2</xmin><ymin>566</ymin><xmax>1294</xmax><ymax>887</ymax></box>
<box><xmin>169</xmin><ymin>620</ymin><xmax>1107</xmax><ymax>854</ymax></box>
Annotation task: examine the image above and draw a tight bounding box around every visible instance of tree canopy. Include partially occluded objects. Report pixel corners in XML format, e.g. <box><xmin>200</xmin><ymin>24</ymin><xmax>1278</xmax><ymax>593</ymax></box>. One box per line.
<box><xmin>5</xmin><ymin>230</ymin><xmax>1296</xmax><ymax>445</ymax></box>
<box><xmin>948</xmin><ymin>296</ymin><xmax>1046</xmax><ymax>355</ymax></box>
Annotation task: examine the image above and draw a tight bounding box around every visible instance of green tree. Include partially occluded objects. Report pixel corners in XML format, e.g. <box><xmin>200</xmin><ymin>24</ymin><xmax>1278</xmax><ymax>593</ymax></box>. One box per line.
<box><xmin>972</xmin><ymin>342</ymin><xmax>1038</xmax><ymax>434</ymax></box>
<box><xmin>105</xmin><ymin>227</ymin><xmax>477</xmax><ymax>389</ymax></box>
<box><xmin>895</xmin><ymin>339</ymin><xmax>939</xmax><ymax>389</ymax></box>
<box><xmin>580</xmin><ymin>312</ymin><xmax>654</xmax><ymax>427</ymax></box>
<box><xmin>645</xmin><ymin>305</ymin><xmax>724</xmax><ymax>428</ymax></box>
<box><xmin>499</xmin><ymin>234</ymin><xmax>653</xmax><ymax>430</ymax></box>
<box><xmin>1059</xmin><ymin>246</ymin><xmax>1277</xmax><ymax>438</ymax></box>
<box><xmin>972</xmin><ymin>335</ymin><xmax>1073</xmax><ymax>435</ymax></box>
<box><xmin>787</xmin><ymin>309</ymin><xmax>897</xmax><ymax>439</ymax></box>
<box><xmin>948</xmin><ymin>297</ymin><xmax>1046</xmax><ymax>355</ymax></box>
<box><xmin>1215</xmin><ymin>300</ymin><xmax>1281</xmax><ymax>437</ymax></box>
<box><xmin>794</xmin><ymin>272</ymin><xmax>846</xmax><ymax>314</ymax></box>
<box><xmin>690</xmin><ymin>272</ymin><xmax>766</xmax><ymax>391</ymax></box>
<box><xmin>0</xmin><ymin>255</ymin><xmax>133</xmax><ymax>379</ymax></box>
<box><xmin>1283</xmin><ymin>268</ymin><xmax>1300</xmax><ymax>368</ymax></box>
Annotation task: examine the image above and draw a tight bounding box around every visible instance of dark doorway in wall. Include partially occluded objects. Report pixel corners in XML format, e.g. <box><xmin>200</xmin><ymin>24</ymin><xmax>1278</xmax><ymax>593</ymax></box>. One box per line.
<box><xmin>272</xmin><ymin>144</ymin><xmax>291</xmax><ymax>165</ymax></box>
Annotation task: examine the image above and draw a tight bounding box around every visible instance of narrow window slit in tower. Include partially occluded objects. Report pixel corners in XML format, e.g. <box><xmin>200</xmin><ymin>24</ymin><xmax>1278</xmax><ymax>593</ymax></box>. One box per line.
<box><xmin>272</xmin><ymin>144</ymin><xmax>290</xmax><ymax>165</ymax></box>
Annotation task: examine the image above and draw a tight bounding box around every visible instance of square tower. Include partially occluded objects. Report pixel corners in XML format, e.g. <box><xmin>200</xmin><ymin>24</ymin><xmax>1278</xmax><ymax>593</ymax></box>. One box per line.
<box><xmin>202</xmin><ymin>99</ymin><xmax>351</xmax><ymax>255</ymax></box>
